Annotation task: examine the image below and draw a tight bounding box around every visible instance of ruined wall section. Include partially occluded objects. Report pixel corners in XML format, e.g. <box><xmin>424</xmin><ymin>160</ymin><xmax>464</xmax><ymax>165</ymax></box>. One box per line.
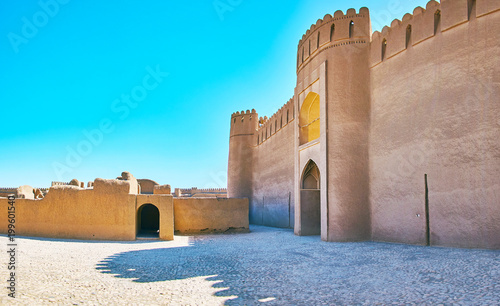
<box><xmin>369</xmin><ymin>0</ymin><xmax>500</xmax><ymax>248</ymax></box>
<box><xmin>0</xmin><ymin>180</ymin><xmax>138</xmax><ymax>240</ymax></box>
<box><xmin>251</xmin><ymin>98</ymin><xmax>296</xmax><ymax>227</ymax></box>
<box><xmin>137</xmin><ymin>179</ymin><xmax>159</xmax><ymax>194</ymax></box>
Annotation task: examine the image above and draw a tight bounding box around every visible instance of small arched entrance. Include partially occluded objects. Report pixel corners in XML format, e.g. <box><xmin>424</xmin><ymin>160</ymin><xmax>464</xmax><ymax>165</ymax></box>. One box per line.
<box><xmin>300</xmin><ymin>160</ymin><xmax>321</xmax><ymax>235</ymax></box>
<box><xmin>137</xmin><ymin>204</ymin><xmax>159</xmax><ymax>238</ymax></box>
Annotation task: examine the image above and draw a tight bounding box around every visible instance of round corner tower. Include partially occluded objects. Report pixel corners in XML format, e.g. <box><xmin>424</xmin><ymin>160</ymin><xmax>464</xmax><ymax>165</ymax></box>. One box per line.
<box><xmin>227</xmin><ymin>109</ymin><xmax>258</xmax><ymax>199</ymax></box>
<box><xmin>294</xmin><ymin>7</ymin><xmax>372</xmax><ymax>241</ymax></box>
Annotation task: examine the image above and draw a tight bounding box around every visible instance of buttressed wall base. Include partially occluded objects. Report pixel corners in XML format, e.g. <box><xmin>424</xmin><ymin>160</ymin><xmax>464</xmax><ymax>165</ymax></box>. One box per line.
<box><xmin>227</xmin><ymin>0</ymin><xmax>500</xmax><ymax>249</ymax></box>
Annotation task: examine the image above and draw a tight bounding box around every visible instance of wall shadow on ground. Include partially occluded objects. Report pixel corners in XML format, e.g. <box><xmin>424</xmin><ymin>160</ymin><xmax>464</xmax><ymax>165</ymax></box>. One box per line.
<box><xmin>96</xmin><ymin>229</ymin><xmax>328</xmax><ymax>305</ymax></box>
<box><xmin>95</xmin><ymin>227</ymin><xmax>500</xmax><ymax>305</ymax></box>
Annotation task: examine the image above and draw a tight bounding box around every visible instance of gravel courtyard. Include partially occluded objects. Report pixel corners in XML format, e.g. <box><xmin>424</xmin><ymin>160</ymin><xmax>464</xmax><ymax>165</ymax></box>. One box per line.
<box><xmin>2</xmin><ymin>225</ymin><xmax>499</xmax><ymax>305</ymax></box>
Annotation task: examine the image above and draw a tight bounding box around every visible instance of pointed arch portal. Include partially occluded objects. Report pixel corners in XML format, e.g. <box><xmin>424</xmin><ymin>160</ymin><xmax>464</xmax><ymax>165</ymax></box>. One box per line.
<box><xmin>299</xmin><ymin>160</ymin><xmax>321</xmax><ymax>235</ymax></box>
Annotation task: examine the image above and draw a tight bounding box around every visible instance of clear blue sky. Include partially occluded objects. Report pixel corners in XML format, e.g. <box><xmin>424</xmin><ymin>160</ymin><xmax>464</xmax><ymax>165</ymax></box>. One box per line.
<box><xmin>0</xmin><ymin>0</ymin><xmax>430</xmax><ymax>189</ymax></box>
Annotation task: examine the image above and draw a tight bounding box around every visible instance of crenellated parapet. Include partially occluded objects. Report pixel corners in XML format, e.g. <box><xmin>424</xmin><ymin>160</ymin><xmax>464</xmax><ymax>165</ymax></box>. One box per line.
<box><xmin>0</xmin><ymin>188</ymin><xmax>17</xmax><ymax>192</ymax></box>
<box><xmin>256</xmin><ymin>97</ymin><xmax>295</xmax><ymax>145</ymax></box>
<box><xmin>370</xmin><ymin>0</ymin><xmax>500</xmax><ymax>67</ymax></box>
<box><xmin>185</xmin><ymin>187</ymin><xmax>227</xmax><ymax>193</ymax></box>
<box><xmin>177</xmin><ymin>187</ymin><xmax>227</xmax><ymax>194</ymax></box>
<box><xmin>0</xmin><ymin>188</ymin><xmax>17</xmax><ymax>198</ymax></box>
<box><xmin>230</xmin><ymin>109</ymin><xmax>256</xmax><ymax>118</ymax></box>
<box><xmin>230</xmin><ymin>109</ymin><xmax>258</xmax><ymax>137</ymax></box>
<box><xmin>51</xmin><ymin>181</ymin><xmax>69</xmax><ymax>186</ymax></box>
<box><xmin>228</xmin><ymin>109</ymin><xmax>258</xmax><ymax>198</ymax></box>
<box><xmin>297</xmin><ymin>7</ymin><xmax>371</xmax><ymax>70</ymax></box>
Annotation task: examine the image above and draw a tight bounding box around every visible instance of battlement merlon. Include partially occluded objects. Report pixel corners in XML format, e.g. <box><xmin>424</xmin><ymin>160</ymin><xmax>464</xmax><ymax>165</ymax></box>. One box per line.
<box><xmin>371</xmin><ymin>1</ymin><xmax>439</xmax><ymax>66</ymax></box>
<box><xmin>297</xmin><ymin>8</ymin><xmax>371</xmax><ymax>63</ymax></box>
<box><xmin>0</xmin><ymin>188</ymin><xmax>17</xmax><ymax>191</ymax></box>
<box><xmin>370</xmin><ymin>0</ymin><xmax>500</xmax><ymax>67</ymax></box>
<box><xmin>229</xmin><ymin>109</ymin><xmax>259</xmax><ymax>137</ymax></box>
<box><xmin>177</xmin><ymin>188</ymin><xmax>227</xmax><ymax>195</ymax></box>
<box><xmin>52</xmin><ymin>181</ymin><xmax>70</xmax><ymax>186</ymax></box>
<box><xmin>257</xmin><ymin>97</ymin><xmax>295</xmax><ymax>133</ymax></box>
<box><xmin>228</xmin><ymin>108</ymin><xmax>256</xmax><ymax>198</ymax></box>
<box><xmin>231</xmin><ymin>109</ymin><xmax>257</xmax><ymax>118</ymax></box>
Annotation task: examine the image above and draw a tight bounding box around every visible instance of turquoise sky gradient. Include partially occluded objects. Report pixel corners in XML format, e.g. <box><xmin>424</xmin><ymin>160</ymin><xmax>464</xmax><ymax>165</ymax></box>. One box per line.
<box><xmin>0</xmin><ymin>0</ymin><xmax>430</xmax><ymax>189</ymax></box>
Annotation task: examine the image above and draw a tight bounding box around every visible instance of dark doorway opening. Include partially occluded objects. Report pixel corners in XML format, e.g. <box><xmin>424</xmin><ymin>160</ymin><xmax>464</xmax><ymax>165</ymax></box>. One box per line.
<box><xmin>300</xmin><ymin>160</ymin><xmax>321</xmax><ymax>236</ymax></box>
<box><xmin>137</xmin><ymin>204</ymin><xmax>159</xmax><ymax>239</ymax></box>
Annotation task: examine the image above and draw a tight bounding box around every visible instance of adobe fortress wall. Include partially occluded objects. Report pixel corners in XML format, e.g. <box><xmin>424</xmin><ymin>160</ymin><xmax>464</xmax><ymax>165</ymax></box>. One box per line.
<box><xmin>252</xmin><ymin>98</ymin><xmax>296</xmax><ymax>228</ymax></box>
<box><xmin>369</xmin><ymin>0</ymin><xmax>500</xmax><ymax>248</ymax></box>
<box><xmin>173</xmin><ymin>197</ymin><xmax>249</xmax><ymax>234</ymax></box>
<box><xmin>228</xmin><ymin>99</ymin><xmax>296</xmax><ymax>228</ymax></box>
<box><xmin>228</xmin><ymin>0</ymin><xmax>499</xmax><ymax>249</ymax></box>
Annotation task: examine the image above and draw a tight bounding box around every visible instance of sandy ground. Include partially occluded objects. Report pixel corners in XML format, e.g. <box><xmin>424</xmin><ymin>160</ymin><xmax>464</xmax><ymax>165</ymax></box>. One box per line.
<box><xmin>1</xmin><ymin>225</ymin><xmax>499</xmax><ymax>305</ymax></box>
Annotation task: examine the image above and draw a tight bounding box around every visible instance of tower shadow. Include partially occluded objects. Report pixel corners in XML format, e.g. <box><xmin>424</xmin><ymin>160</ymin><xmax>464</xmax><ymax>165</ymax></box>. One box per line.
<box><xmin>95</xmin><ymin>230</ymin><xmax>335</xmax><ymax>305</ymax></box>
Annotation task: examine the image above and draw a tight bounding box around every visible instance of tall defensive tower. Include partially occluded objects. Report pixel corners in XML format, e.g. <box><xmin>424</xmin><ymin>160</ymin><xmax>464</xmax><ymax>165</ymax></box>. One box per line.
<box><xmin>294</xmin><ymin>8</ymin><xmax>372</xmax><ymax>241</ymax></box>
<box><xmin>227</xmin><ymin>110</ymin><xmax>258</xmax><ymax>199</ymax></box>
